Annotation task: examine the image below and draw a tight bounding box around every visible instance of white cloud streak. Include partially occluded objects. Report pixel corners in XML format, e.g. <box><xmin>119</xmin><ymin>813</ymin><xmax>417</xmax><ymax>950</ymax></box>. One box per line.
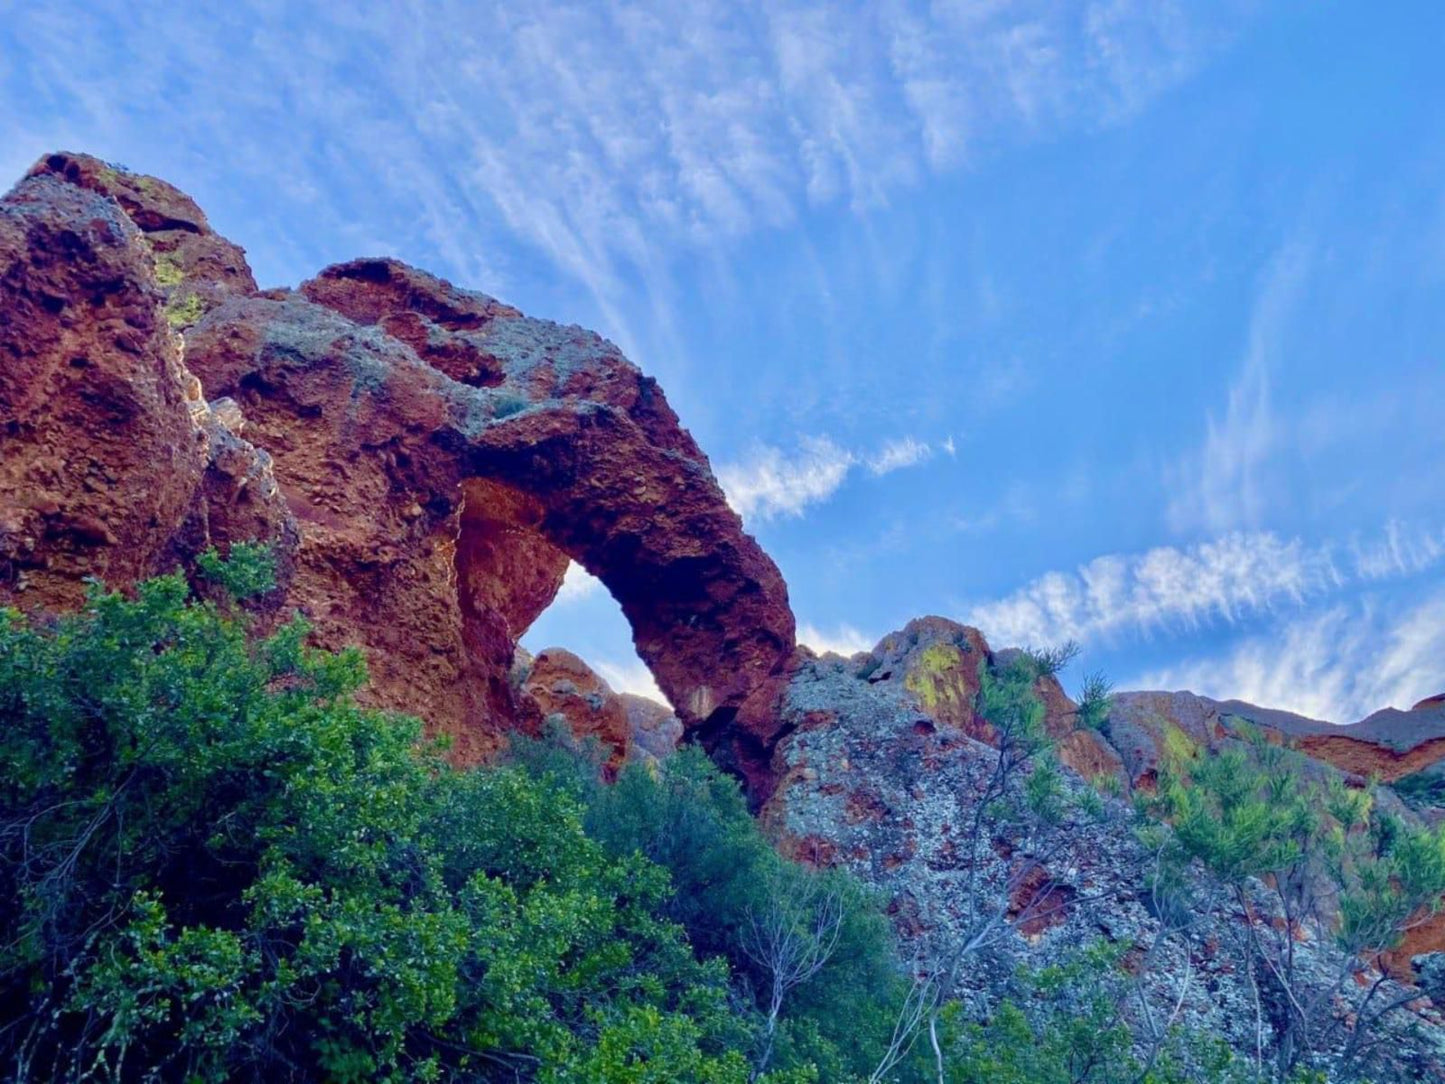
<box><xmin>717</xmin><ymin>437</ymin><xmax>857</xmax><ymax>522</ymax></box>
<box><xmin>1135</xmin><ymin>587</ymin><xmax>1445</xmax><ymax>723</ymax></box>
<box><xmin>717</xmin><ymin>433</ymin><xmax>942</xmax><ymax>522</ymax></box>
<box><xmin>553</xmin><ymin>560</ymin><xmax>603</xmax><ymax>604</ymax></box>
<box><xmin>1166</xmin><ymin>244</ymin><xmax>1310</xmax><ymax>533</ymax></box>
<box><xmin>967</xmin><ymin>522</ymin><xmax>1445</xmax><ymax>649</ymax></box>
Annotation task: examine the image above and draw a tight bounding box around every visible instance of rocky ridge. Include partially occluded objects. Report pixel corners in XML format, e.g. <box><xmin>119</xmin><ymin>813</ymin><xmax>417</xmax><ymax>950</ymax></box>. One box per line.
<box><xmin>765</xmin><ymin>619</ymin><xmax>1445</xmax><ymax>1079</ymax></box>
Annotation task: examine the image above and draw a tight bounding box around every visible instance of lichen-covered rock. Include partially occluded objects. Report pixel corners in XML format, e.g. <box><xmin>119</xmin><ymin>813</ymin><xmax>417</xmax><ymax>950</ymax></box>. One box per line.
<box><xmin>27</xmin><ymin>153</ymin><xmax>256</xmax><ymax>329</ymax></box>
<box><xmin>842</xmin><ymin>617</ymin><xmax>1116</xmax><ymax>784</ymax></box>
<box><xmin>1417</xmin><ymin>953</ymin><xmax>1445</xmax><ymax>1004</ymax></box>
<box><xmin>764</xmin><ymin>648</ymin><xmax>1445</xmax><ymax>1079</ymax></box>
<box><xmin>865</xmin><ymin>617</ymin><xmax>994</xmax><ymax>739</ymax></box>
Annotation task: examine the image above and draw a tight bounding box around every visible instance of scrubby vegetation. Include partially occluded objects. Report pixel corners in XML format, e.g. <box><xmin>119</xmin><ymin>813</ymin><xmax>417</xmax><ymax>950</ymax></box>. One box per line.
<box><xmin>1144</xmin><ymin>727</ymin><xmax>1445</xmax><ymax>1081</ymax></box>
<box><xmin>1</xmin><ymin>555</ymin><xmax>1438</xmax><ymax>1081</ymax></box>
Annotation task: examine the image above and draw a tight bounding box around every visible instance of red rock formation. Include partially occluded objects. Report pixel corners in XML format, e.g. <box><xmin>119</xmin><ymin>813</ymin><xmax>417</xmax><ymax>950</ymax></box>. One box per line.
<box><xmin>7</xmin><ymin>150</ymin><xmax>1439</xmax><ymax>814</ymax></box>
<box><xmin>520</xmin><ymin>648</ymin><xmax>631</xmax><ymax>771</ymax></box>
<box><xmin>871</xmin><ymin>617</ymin><xmax>993</xmax><ymax>740</ymax></box>
<box><xmin>28</xmin><ymin>153</ymin><xmax>257</xmax><ymax>325</ymax></box>
<box><xmin>1294</xmin><ymin>734</ymin><xmax>1445</xmax><ymax>784</ymax></box>
<box><xmin>1056</xmin><ymin>728</ymin><xmax>1127</xmax><ymax>787</ymax></box>
<box><xmin>0</xmin><ymin>166</ymin><xmax>293</xmax><ymax>616</ymax></box>
<box><xmin>0</xmin><ymin>153</ymin><xmax>794</xmax><ymax>766</ymax></box>
<box><xmin>1378</xmin><ymin>907</ymin><xmax>1445</xmax><ymax>982</ymax></box>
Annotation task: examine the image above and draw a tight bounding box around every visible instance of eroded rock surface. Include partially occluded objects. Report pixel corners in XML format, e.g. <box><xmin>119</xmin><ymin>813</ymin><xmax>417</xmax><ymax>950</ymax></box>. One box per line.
<box><xmin>765</xmin><ymin>626</ymin><xmax>1445</xmax><ymax>1079</ymax></box>
<box><xmin>0</xmin><ymin>166</ymin><xmax>293</xmax><ymax>616</ymax></box>
<box><xmin>0</xmin><ymin>153</ymin><xmax>794</xmax><ymax>764</ymax></box>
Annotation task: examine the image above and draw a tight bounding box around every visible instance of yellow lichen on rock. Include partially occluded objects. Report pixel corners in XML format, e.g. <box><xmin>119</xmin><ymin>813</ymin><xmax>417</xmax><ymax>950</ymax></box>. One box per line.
<box><xmin>903</xmin><ymin>642</ymin><xmax>966</xmax><ymax>713</ymax></box>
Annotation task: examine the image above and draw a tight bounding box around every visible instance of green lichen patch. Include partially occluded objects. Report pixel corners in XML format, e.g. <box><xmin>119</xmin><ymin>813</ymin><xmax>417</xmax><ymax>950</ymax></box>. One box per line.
<box><xmin>152</xmin><ymin>251</ymin><xmax>185</xmax><ymax>288</ymax></box>
<box><xmin>164</xmin><ymin>292</ymin><xmax>205</xmax><ymax>328</ymax></box>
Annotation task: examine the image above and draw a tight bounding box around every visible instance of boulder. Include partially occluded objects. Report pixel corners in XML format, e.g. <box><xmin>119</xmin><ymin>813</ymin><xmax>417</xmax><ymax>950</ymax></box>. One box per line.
<box><xmin>622</xmin><ymin>693</ymin><xmax>684</xmax><ymax>763</ymax></box>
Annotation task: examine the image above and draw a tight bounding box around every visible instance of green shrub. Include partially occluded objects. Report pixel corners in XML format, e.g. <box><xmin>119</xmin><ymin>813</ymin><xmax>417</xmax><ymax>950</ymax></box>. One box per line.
<box><xmin>508</xmin><ymin>734</ymin><xmax>904</xmax><ymax>1079</ymax></box>
<box><xmin>0</xmin><ymin>565</ymin><xmax>750</xmax><ymax>1082</ymax></box>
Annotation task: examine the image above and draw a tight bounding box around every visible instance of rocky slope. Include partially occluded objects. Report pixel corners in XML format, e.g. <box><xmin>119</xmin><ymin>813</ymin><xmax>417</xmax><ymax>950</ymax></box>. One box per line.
<box><xmin>4</xmin><ymin>153</ymin><xmax>1444</xmax><ymax>1079</ymax></box>
<box><xmin>763</xmin><ymin>619</ymin><xmax>1445</xmax><ymax>1079</ymax></box>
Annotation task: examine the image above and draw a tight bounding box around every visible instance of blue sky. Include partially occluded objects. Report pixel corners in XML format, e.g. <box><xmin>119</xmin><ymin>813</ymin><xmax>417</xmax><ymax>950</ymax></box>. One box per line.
<box><xmin>5</xmin><ymin>1</ymin><xmax>1444</xmax><ymax>721</ymax></box>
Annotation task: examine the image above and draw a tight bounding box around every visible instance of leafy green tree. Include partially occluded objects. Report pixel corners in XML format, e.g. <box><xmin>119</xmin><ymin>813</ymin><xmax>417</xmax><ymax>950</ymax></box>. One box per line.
<box><xmin>1074</xmin><ymin>670</ymin><xmax>1115</xmax><ymax>732</ymax></box>
<box><xmin>508</xmin><ymin>732</ymin><xmax>903</xmax><ymax>1080</ymax></box>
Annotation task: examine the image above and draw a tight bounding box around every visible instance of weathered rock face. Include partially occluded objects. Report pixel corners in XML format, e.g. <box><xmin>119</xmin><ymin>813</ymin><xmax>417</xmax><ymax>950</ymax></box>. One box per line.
<box><xmin>764</xmin><ymin>618</ymin><xmax>1131</xmax><ymax>858</ymax></box>
<box><xmin>520</xmin><ymin>648</ymin><xmax>632</xmax><ymax>771</ymax></box>
<box><xmin>0</xmin><ymin>153</ymin><xmax>794</xmax><ymax>764</ymax></box>
<box><xmin>622</xmin><ymin>692</ymin><xmax>684</xmax><ymax>763</ymax></box>
<box><xmin>28</xmin><ymin>153</ymin><xmax>257</xmax><ymax>322</ymax></box>
<box><xmin>0</xmin><ymin>166</ymin><xmax>293</xmax><ymax>616</ymax></box>
<box><xmin>845</xmin><ymin>617</ymin><xmax>1124</xmax><ymax>787</ymax></box>
<box><xmin>865</xmin><ymin>617</ymin><xmax>993</xmax><ymax>739</ymax></box>
<box><xmin>764</xmin><ymin>630</ymin><xmax>1445</xmax><ymax>1079</ymax></box>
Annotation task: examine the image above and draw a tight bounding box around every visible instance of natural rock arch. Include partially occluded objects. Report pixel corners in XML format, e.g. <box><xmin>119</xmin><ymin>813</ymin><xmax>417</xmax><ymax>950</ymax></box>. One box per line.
<box><xmin>0</xmin><ymin>154</ymin><xmax>796</xmax><ymax>772</ymax></box>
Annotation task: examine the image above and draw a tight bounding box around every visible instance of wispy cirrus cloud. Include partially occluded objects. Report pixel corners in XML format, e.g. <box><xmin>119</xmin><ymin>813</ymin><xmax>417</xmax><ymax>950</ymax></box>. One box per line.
<box><xmin>0</xmin><ymin>1</ymin><xmax>1259</xmax><ymax>348</ymax></box>
<box><xmin>1135</xmin><ymin>586</ymin><xmax>1445</xmax><ymax>723</ymax></box>
<box><xmin>1165</xmin><ymin>244</ymin><xmax>1310</xmax><ymax>533</ymax></box>
<box><xmin>717</xmin><ymin>433</ymin><xmax>943</xmax><ymax>522</ymax></box>
<box><xmin>966</xmin><ymin>522</ymin><xmax>1445</xmax><ymax>649</ymax></box>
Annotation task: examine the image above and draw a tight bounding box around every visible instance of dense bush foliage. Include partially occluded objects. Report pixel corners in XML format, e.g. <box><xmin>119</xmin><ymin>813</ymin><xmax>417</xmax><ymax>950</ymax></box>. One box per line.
<box><xmin>0</xmin><ymin>566</ymin><xmax>776</xmax><ymax>1082</ymax></box>
<box><xmin>506</xmin><ymin>727</ymin><xmax>903</xmax><ymax>1078</ymax></box>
